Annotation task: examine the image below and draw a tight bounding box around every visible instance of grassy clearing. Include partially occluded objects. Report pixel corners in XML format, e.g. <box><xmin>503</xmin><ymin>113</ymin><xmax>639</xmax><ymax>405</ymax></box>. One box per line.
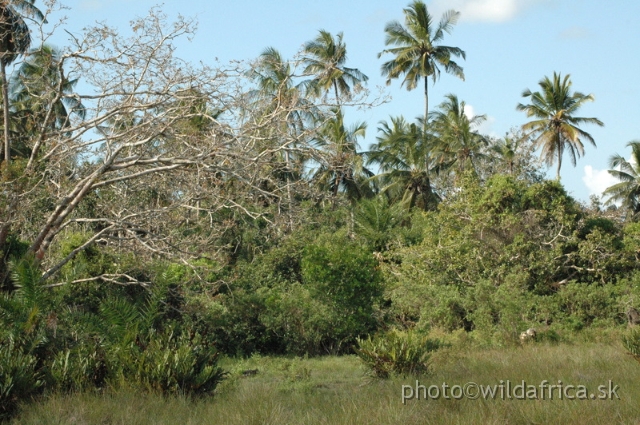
<box><xmin>11</xmin><ymin>342</ymin><xmax>640</xmax><ymax>425</ymax></box>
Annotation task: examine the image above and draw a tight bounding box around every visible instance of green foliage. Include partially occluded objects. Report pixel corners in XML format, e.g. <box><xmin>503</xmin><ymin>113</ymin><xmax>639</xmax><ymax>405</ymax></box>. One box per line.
<box><xmin>0</xmin><ymin>257</ymin><xmax>52</xmax><ymax>419</ymax></box>
<box><xmin>48</xmin><ymin>345</ymin><xmax>107</xmax><ymax>392</ymax></box>
<box><xmin>0</xmin><ymin>255</ymin><xmax>227</xmax><ymax>421</ymax></box>
<box><xmin>353</xmin><ymin>196</ymin><xmax>412</xmax><ymax>250</ymax></box>
<box><xmin>0</xmin><ymin>341</ymin><xmax>43</xmax><ymax>420</ymax></box>
<box><xmin>0</xmin><ymin>234</ymin><xmax>29</xmax><ymax>290</ymax></box>
<box><xmin>623</xmin><ymin>222</ymin><xmax>640</xmax><ymax>254</ymax></box>
<box><xmin>261</xmin><ymin>282</ymin><xmax>334</xmax><ymax>355</ymax></box>
<box><xmin>54</xmin><ymin>231</ymin><xmax>116</xmax><ymax>279</ymax></box>
<box><xmin>622</xmin><ymin>328</ymin><xmax>640</xmax><ymax>365</ymax></box>
<box><xmin>355</xmin><ymin>329</ymin><xmax>440</xmax><ymax>378</ymax></box>
<box><xmin>301</xmin><ymin>237</ymin><xmax>383</xmax><ymax>351</ymax></box>
<box><xmin>119</xmin><ymin>330</ymin><xmax>226</xmax><ymax>396</ymax></box>
<box><xmin>205</xmin><ymin>289</ymin><xmax>279</xmax><ymax>356</ymax></box>
<box><xmin>383</xmin><ymin>175</ymin><xmax>634</xmax><ymax>338</ymax></box>
<box><xmin>207</xmin><ymin>230</ymin><xmax>385</xmax><ymax>356</ymax></box>
<box><xmin>557</xmin><ymin>283</ymin><xmax>620</xmax><ymax>328</ymax></box>
<box><xmin>48</xmin><ymin>329</ymin><xmax>227</xmax><ymax>396</ymax></box>
<box><xmin>0</xmin><ymin>257</ymin><xmax>53</xmax><ymax>360</ymax></box>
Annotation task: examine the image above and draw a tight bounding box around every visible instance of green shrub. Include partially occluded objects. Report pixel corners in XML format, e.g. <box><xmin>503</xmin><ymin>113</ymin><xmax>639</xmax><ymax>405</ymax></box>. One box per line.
<box><xmin>622</xmin><ymin>328</ymin><xmax>640</xmax><ymax>365</ymax></box>
<box><xmin>131</xmin><ymin>331</ymin><xmax>227</xmax><ymax>396</ymax></box>
<box><xmin>355</xmin><ymin>330</ymin><xmax>441</xmax><ymax>378</ymax></box>
<box><xmin>261</xmin><ymin>283</ymin><xmax>334</xmax><ymax>355</ymax></box>
<box><xmin>302</xmin><ymin>238</ymin><xmax>383</xmax><ymax>352</ymax></box>
<box><xmin>557</xmin><ymin>282</ymin><xmax>621</xmax><ymax>327</ymax></box>
<box><xmin>48</xmin><ymin>343</ymin><xmax>108</xmax><ymax>392</ymax></box>
<box><xmin>0</xmin><ymin>341</ymin><xmax>43</xmax><ymax>420</ymax></box>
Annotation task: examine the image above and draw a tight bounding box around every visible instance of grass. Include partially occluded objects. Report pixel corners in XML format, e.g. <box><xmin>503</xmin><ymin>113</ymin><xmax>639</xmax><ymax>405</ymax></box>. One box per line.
<box><xmin>10</xmin><ymin>341</ymin><xmax>640</xmax><ymax>425</ymax></box>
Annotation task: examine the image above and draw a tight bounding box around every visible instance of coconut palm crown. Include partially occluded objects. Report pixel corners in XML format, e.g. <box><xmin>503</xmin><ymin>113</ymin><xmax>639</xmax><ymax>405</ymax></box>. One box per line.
<box><xmin>0</xmin><ymin>0</ymin><xmax>45</xmax><ymax>164</ymax></box>
<box><xmin>517</xmin><ymin>72</ymin><xmax>603</xmax><ymax>180</ymax></box>
<box><xmin>302</xmin><ymin>30</ymin><xmax>368</xmax><ymax>105</ymax></box>
<box><xmin>603</xmin><ymin>141</ymin><xmax>640</xmax><ymax>218</ymax></box>
<box><xmin>379</xmin><ymin>0</ymin><xmax>465</xmax><ymax>127</ymax></box>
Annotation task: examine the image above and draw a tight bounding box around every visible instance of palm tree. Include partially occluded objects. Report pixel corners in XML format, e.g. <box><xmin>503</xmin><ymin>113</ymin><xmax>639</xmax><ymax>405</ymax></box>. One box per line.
<box><xmin>379</xmin><ymin>1</ymin><xmax>465</xmax><ymax>129</ymax></box>
<box><xmin>312</xmin><ymin>108</ymin><xmax>372</xmax><ymax>202</ymax></box>
<box><xmin>246</xmin><ymin>47</ymin><xmax>316</xmax><ymax>226</ymax></box>
<box><xmin>353</xmin><ymin>195</ymin><xmax>407</xmax><ymax>251</ymax></box>
<box><xmin>301</xmin><ymin>30</ymin><xmax>368</xmax><ymax>105</ymax></box>
<box><xmin>0</xmin><ymin>0</ymin><xmax>45</xmax><ymax>165</ymax></box>
<box><xmin>247</xmin><ymin>47</ymin><xmax>317</xmax><ymax>141</ymax></box>
<box><xmin>490</xmin><ymin>135</ymin><xmax>520</xmax><ymax>175</ymax></box>
<box><xmin>429</xmin><ymin>93</ymin><xmax>488</xmax><ymax>174</ymax></box>
<box><xmin>602</xmin><ymin>141</ymin><xmax>640</xmax><ymax>218</ymax></box>
<box><xmin>517</xmin><ymin>72</ymin><xmax>603</xmax><ymax>180</ymax></box>
<box><xmin>9</xmin><ymin>44</ymin><xmax>85</xmax><ymax>157</ymax></box>
<box><xmin>366</xmin><ymin>115</ymin><xmax>439</xmax><ymax>210</ymax></box>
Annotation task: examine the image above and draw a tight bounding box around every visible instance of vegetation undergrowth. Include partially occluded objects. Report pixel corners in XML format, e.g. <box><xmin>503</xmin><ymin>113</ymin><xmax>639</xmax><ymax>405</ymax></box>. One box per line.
<box><xmin>10</xmin><ymin>342</ymin><xmax>640</xmax><ymax>425</ymax></box>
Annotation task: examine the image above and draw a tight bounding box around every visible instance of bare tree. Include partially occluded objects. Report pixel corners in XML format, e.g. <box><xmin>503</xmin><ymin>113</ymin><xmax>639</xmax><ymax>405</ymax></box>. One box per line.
<box><xmin>0</xmin><ymin>9</ymin><xmax>265</xmax><ymax>283</ymax></box>
<box><xmin>0</xmin><ymin>4</ymin><xmax>382</xmax><ymax>286</ymax></box>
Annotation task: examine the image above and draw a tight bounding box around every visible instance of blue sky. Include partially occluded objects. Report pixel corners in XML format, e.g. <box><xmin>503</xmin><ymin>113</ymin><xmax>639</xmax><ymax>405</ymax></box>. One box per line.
<box><xmin>44</xmin><ymin>0</ymin><xmax>640</xmax><ymax>203</ymax></box>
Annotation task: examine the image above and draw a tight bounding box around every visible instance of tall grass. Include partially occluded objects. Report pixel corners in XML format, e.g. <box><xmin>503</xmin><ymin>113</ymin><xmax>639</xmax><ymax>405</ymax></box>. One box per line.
<box><xmin>11</xmin><ymin>342</ymin><xmax>640</xmax><ymax>425</ymax></box>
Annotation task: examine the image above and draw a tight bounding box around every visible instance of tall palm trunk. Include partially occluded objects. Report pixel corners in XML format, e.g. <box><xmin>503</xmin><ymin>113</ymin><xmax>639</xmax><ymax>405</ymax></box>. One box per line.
<box><xmin>0</xmin><ymin>48</ymin><xmax>10</xmax><ymax>286</ymax></box>
<box><xmin>1</xmin><ymin>61</ymin><xmax>9</xmax><ymax>165</ymax></box>
<box><xmin>556</xmin><ymin>132</ymin><xmax>562</xmax><ymax>180</ymax></box>
<box><xmin>423</xmin><ymin>76</ymin><xmax>429</xmax><ymax>130</ymax></box>
<box><xmin>423</xmin><ymin>76</ymin><xmax>432</xmax><ymax>182</ymax></box>
<box><xmin>331</xmin><ymin>171</ymin><xmax>342</xmax><ymax>208</ymax></box>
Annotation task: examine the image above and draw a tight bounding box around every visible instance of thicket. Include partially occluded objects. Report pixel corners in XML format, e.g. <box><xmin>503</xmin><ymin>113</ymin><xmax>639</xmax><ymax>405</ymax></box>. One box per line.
<box><xmin>382</xmin><ymin>175</ymin><xmax>639</xmax><ymax>341</ymax></box>
<box><xmin>0</xmin><ymin>257</ymin><xmax>226</xmax><ymax>419</ymax></box>
<box><xmin>4</xmin><ymin>165</ymin><xmax>640</xmax><ymax>417</ymax></box>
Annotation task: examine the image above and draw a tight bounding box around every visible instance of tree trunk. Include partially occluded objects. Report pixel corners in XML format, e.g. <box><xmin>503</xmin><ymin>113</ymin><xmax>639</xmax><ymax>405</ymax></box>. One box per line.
<box><xmin>423</xmin><ymin>76</ymin><xmax>432</xmax><ymax>183</ymax></box>
<box><xmin>1</xmin><ymin>61</ymin><xmax>9</xmax><ymax>165</ymax></box>
<box><xmin>332</xmin><ymin>172</ymin><xmax>341</xmax><ymax>197</ymax></box>
<box><xmin>556</xmin><ymin>134</ymin><xmax>562</xmax><ymax>180</ymax></box>
<box><xmin>423</xmin><ymin>76</ymin><xmax>429</xmax><ymax>130</ymax></box>
<box><xmin>284</xmin><ymin>149</ymin><xmax>294</xmax><ymax>230</ymax></box>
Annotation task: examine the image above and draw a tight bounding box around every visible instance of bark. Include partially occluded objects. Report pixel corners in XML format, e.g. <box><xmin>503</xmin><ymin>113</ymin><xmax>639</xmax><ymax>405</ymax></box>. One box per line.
<box><xmin>424</xmin><ymin>75</ymin><xmax>429</xmax><ymax>130</ymax></box>
<box><xmin>556</xmin><ymin>133</ymin><xmax>562</xmax><ymax>180</ymax></box>
<box><xmin>1</xmin><ymin>61</ymin><xmax>8</xmax><ymax>165</ymax></box>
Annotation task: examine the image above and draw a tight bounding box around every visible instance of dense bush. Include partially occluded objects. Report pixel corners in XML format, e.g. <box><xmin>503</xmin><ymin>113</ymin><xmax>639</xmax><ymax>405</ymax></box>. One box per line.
<box><xmin>300</xmin><ymin>236</ymin><xmax>384</xmax><ymax>352</ymax></box>
<box><xmin>0</xmin><ymin>257</ymin><xmax>227</xmax><ymax>420</ymax></box>
<box><xmin>2</xmin><ymin>171</ymin><xmax>640</xmax><ymax>419</ymax></box>
<box><xmin>355</xmin><ymin>329</ymin><xmax>441</xmax><ymax>378</ymax></box>
<box><xmin>0</xmin><ymin>342</ymin><xmax>43</xmax><ymax>420</ymax></box>
<box><xmin>382</xmin><ymin>175</ymin><xmax>636</xmax><ymax>339</ymax></box>
<box><xmin>207</xmin><ymin>231</ymin><xmax>384</xmax><ymax>356</ymax></box>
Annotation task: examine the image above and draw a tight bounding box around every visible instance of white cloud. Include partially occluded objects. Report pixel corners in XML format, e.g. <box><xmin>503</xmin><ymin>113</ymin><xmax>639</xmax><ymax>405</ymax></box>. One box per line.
<box><xmin>430</xmin><ymin>0</ymin><xmax>546</xmax><ymax>23</ymax></box>
<box><xmin>582</xmin><ymin>165</ymin><xmax>617</xmax><ymax>198</ymax></box>
<box><xmin>463</xmin><ymin>103</ymin><xmax>475</xmax><ymax>120</ymax></box>
<box><xmin>464</xmin><ymin>104</ymin><xmax>497</xmax><ymax>137</ymax></box>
